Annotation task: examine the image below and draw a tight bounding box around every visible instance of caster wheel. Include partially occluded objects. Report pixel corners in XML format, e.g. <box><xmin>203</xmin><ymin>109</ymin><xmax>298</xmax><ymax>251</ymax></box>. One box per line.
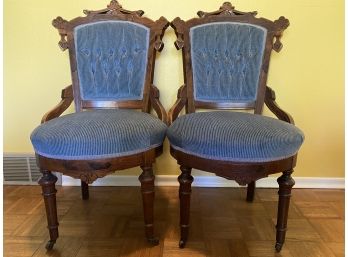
<box><xmin>147</xmin><ymin>237</ymin><xmax>159</xmax><ymax>246</ymax></box>
<box><xmin>45</xmin><ymin>240</ymin><xmax>56</xmax><ymax>250</ymax></box>
<box><xmin>179</xmin><ymin>240</ymin><xmax>186</xmax><ymax>248</ymax></box>
<box><xmin>275</xmin><ymin>242</ymin><xmax>283</xmax><ymax>252</ymax></box>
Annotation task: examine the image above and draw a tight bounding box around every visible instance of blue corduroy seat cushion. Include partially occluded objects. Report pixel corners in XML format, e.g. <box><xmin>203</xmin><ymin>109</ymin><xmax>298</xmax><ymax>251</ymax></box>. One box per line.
<box><xmin>167</xmin><ymin>112</ymin><xmax>304</xmax><ymax>162</ymax></box>
<box><xmin>31</xmin><ymin>109</ymin><xmax>167</xmax><ymax>160</ymax></box>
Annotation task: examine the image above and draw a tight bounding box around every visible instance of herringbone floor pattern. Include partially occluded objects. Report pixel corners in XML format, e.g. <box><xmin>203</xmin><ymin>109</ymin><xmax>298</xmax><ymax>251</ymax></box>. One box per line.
<box><xmin>4</xmin><ymin>185</ymin><xmax>344</xmax><ymax>257</ymax></box>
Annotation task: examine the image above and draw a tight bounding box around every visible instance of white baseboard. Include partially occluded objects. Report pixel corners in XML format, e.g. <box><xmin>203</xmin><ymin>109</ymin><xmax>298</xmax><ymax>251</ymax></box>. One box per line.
<box><xmin>62</xmin><ymin>175</ymin><xmax>345</xmax><ymax>189</ymax></box>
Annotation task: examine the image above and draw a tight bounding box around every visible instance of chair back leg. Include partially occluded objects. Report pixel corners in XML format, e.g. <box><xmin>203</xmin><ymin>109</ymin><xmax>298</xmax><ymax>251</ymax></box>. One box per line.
<box><xmin>38</xmin><ymin>170</ymin><xmax>59</xmax><ymax>250</ymax></box>
<box><xmin>246</xmin><ymin>181</ymin><xmax>256</xmax><ymax>202</ymax></box>
<box><xmin>178</xmin><ymin>165</ymin><xmax>193</xmax><ymax>248</ymax></box>
<box><xmin>275</xmin><ymin>169</ymin><xmax>295</xmax><ymax>252</ymax></box>
<box><xmin>81</xmin><ymin>180</ymin><xmax>89</xmax><ymax>200</ymax></box>
<box><xmin>139</xmin><ymin>165</ymin><xmax>159</xmax><ymax>245</ymax></box>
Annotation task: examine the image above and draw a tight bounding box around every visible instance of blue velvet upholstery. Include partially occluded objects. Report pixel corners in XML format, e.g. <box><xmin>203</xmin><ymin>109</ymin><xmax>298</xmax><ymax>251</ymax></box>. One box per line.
<box><xmin>190</xmin><ymin>22</ymin><xmax>266</xmax><ymax>102</ymax></box>
<box><xmin>31</xmin><ymin>110</ymin><xmax>167</xmax><ymax>160</ymax></box>
<box><xmin>74</xmin><ymin>21</ymin><xmax>149</xmax><ymax>101</ymax></box>
<box><xmin>167</xmin><ymin>112</ymin><xmax>304</xmax><ymax>162</ymax></box>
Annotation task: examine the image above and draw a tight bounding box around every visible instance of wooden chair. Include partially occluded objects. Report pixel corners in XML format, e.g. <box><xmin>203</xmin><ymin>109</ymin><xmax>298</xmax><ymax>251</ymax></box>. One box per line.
<box><xmin>30</xmin><ymin>1</ymin><xmax>168</xmax><ymax>250</ymax></box>
<box><xmin>168</xmin><ymin>2</ymin><xmax>304</xmax><ymax>252</ymax></box>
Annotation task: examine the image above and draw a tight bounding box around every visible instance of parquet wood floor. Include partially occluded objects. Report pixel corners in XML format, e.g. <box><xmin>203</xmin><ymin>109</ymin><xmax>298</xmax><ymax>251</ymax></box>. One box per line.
<box><xmin>3</xmin><ymin>185</ymin><xmax>344</xmax><ymax>257</ymax></box>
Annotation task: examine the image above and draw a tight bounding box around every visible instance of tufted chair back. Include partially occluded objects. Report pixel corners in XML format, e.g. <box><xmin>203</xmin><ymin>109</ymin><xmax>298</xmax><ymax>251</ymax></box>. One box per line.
<box><xmin>74</xmin><ymin>21</ymin><xmax>149</xmax><ymax>101</ymax></box>
<box><xmin>52</xmin><ymin>2</ymin><xmax>169</xmax><ymax>112</ymax></box>
<box><xmin>190</xmin><ymin>22</ymin><xmax>266</xmax><ymax>103</ymax></box>
<box><xmin>171</xmin><ymin>3</ymin><xmax>289</xmax><ymax>114</ymax></box>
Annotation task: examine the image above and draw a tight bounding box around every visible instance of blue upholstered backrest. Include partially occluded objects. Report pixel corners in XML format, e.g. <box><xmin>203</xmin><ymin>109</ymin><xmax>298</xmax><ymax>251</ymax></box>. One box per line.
<box><xmin>190</xmin><ymin>22</ymin><xmax>266</xmax><ymax>103</ymax></box>
<box><xmin>74</xmin><ymin>21</ymin><xmax>150</xmax><ymax>101</ymax></box>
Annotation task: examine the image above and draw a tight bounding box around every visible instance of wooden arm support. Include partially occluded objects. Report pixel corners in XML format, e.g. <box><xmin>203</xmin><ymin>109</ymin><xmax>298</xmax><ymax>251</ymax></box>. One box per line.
<box><xmin>150</xmin><ymin>85</ymin><xmax>167</xmax><ymax>125</ymax></box>
<box><xmin>265</xmin><ymin>86</ymin><xmax>294</xmax><ymax>124</ymax></box>
<box><xmin>41</xmin><ymin>85</ymin><xmax>74</xmax><ymax>124</ymax></box>
<box><xmin>168</xmin><ymin>85</ymin><xmax>187</xmax><ymax>125</ymax></box>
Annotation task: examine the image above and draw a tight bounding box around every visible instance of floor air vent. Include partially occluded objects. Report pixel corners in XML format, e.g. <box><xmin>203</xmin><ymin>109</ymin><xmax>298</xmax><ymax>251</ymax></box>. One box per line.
<box><xmin>3</xmin><ymin>154</ymin><xmax>62</xmax><ymax>185</ymax></box>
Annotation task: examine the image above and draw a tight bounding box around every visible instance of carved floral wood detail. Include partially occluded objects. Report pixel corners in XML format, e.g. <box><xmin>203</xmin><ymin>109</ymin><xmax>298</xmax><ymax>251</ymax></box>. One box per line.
<box><xmin>83</xmin><ymin>0</ymin><xmax>144</xmax><ymax>17</ymax></box>
<box><xmin>153</xmin><ymin>17</ymin><xmax>170</xmax><ymax>51</ymax></box>
<box><xmin>52</xmin><ymin>16</ymin><xmax>69</xmax><ymax>51</ymax></box>
<box><xmin>197</xmin><ymin>2</ymin><xmax>257</xmax><ymax>18</ymax></box>
<box><xmin>171</xmin><ymin>17</ymin><xmax>185</xmax><ymax>50</ymax></box>
<box><xmin>218</xmin><ymin>171</ymin><xmax>268</xmax><ymax>186</ymax></box>
<box><xmin>273</xmin><ymin>16</ymin><xmax>290</xmax><ymax>52</ymax></box>
<box><xmin>62</xmin><ymin>169</ymin><xmax>111</xmax><ymax>184</ymax></box>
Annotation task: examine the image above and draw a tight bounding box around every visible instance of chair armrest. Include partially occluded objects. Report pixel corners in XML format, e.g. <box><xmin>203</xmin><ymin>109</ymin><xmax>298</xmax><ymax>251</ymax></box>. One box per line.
<box><xmin>150</xmin><ymin>84</ymin><xmax>167</xmax><ymax>125</ymax></box>
<box><xmin>168</xmin><ymin>85</ymin><xmax>187</xmax><ymax>125</ymax></box>
<box><xmin>41</xmin><ymin>85</ymin><xmax>74</xmax><ymax>124</ymax></box>
<box><xmin>265</xmin><ymin>86</ymin><xmax>294</xmax><ymax>124</ymax></box>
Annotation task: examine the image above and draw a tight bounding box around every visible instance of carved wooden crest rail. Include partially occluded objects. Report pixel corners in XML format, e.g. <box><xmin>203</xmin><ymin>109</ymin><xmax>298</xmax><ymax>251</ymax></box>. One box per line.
<box><xmin>52</xmin><ymin>0</ymin><xmax>169</xmax><ymax>52</ymax></box>
<box><xmin>171</xmin><ymin>2</ymin><xmax>289</xmax><ymax>52</ymax></box>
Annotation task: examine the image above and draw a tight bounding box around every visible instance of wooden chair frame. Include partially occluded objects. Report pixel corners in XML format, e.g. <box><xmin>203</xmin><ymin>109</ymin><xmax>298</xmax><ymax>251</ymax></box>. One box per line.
<box><xmin>168</xmin><ymin>2</ymin><xmax>295</xmax><ymax>252</ymax></box>
<box><xmin>37</xmin><ymin>1</ymin><xmax>169</xmax><ymax>250</ymax></box>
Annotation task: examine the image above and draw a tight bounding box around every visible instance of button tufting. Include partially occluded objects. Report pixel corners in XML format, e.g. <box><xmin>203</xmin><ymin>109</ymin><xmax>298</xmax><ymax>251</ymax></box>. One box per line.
<box><xmin>102</xmin><ymin>61</ymin><xmax>108</xmax><ymax>75</ymax></box>
<box><xmin>120</xmin><ymin>46</ymin><xmax>127</xmax><ymax>58</ymax></box>
<box><xmin>127</xmin><ymin>61</ymin><xmax>134</xmax><ymax>73</ymax></box>
<box><xmin>134</xmin><ymin>46</ymin><xmax>142</xmax><ymax>54</ymax></box>
<box><xmin>74</xmin><ymin>21</ymin><xmax>150</xmax><ymax>100</ymax></box>
<box><xmin>90</xmin><ymin>62</ymin><xmax>96</xmax><ymax>74</ymax></box>
<box><xmin>81</xmin><ymin>49</ymin><xmax>90</xmax><ymax>56</ymax></box>
<box><xmin>213</xmin><ymin>49</ymin><xmax>219</xmax><ymax>59</ymax></box>
<box><xmin>190</xmin><ymin>23</ymin><xmax>266</xmax><ymax>102</ymax></box>
<box><xmin>96</xmin><ymin>49</ymin><xmax>102</xmax><ymax>57</ymax></box>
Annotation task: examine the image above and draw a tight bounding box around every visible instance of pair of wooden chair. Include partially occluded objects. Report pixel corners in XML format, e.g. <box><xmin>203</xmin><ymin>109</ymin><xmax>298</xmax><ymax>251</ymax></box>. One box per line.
<box><xmin>30</xmin><ymin>1</ymin><xmax>304</xmax><ymax>252</ymax></box>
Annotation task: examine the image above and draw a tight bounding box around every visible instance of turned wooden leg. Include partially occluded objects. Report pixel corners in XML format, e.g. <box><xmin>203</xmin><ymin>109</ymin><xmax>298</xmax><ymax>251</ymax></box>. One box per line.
<box><xmin>38</xmin><ymin>170</ymin><xmax>59</xmax><ymax>250</ymax></box>
<box><xmin>275</xmin><ymin>170</ymin><xmax>295</xmax><ymax>252</ymax></box>
<box><xmin>81</xmin><ymin>180</ymin><xmax>89</xmax><ymax>200</ymax></box>
<box><xmin>246</xmin><ymin>181</ymin><xmax>255</xmax><ymax>202</ymax></box>
<box><xmin>178</xmin><ymin>166</ymin><xmax>193</xmax><ymax>248</ymax></box>
<box><xmin>139</xmin><ymin>165</ymin><xmax>159</xmax><ymax>245</ymax></box>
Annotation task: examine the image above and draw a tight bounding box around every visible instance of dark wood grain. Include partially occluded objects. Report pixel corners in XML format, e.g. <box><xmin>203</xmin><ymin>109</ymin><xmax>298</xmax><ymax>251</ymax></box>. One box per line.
<box><xmin>168</xmin><ymin>85</ymin><xmax>187</xmax><ymax>125</ymax></box>
<box><xmin>170</xmin><ymin>146</ymin><xmax>297</xmax><ymax>185</ymax></box>
<box><xmin>41</xmin><ymin>85</ymin><xmax>73</xmax><ymax>123</ymax></box>
<box><xmin>80</xmin><ymin>181</ymin><xmax>89</xmax><ymax>200</ymax></box>
<box><xmin>246</xmin><ymin>181</ymin><xmax>256</xmax><ymax>202</ymax></box>
<box><xmin>275</xmin><ymin>170</ymin><xmax>295</xmax><ymax>252</ymax></box>
<box><xmin>36</xmin><ymin>1</ymin><xmax>169</xmax><ymax>249</ymax></box>
<box><xmin>38</xmin><ymin>171</ymin><xmax>59</xmax><ymax>250</ymax></box>
<box><xmin>150</xmin><ymin>84</ymin><xmax>167</xmax><ymax>124</ymax></box>
<box><xmin>265</xmin><ymin>86</ymin><xmax>294</xmax><ymax>124</ymax></box>
<box><xmin>178</xmin><ymin>166</ymin><xmax>193</xmax><ymax>248</ymax></box>
<box><xmin>168</xmin><ymin>2</ymin><xmax>296</xmax><ymax>251</ymax></box>
<box><xmin>139</xmin><ymin>150</ymin><xmax>158</xmax><ymax>244</ymax></box>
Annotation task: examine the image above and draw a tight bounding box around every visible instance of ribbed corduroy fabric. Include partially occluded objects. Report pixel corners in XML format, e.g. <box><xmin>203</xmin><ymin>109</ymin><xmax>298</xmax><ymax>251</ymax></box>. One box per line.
<box><xmin>190</xmin><ymin>22</ymin><xmax>266</xmax><ymax>102</ymax></box>
<box><xmin>74</xmin><ymin>21</ymin><xmax>149</xmax><ymax>101</ymax></box>
<box><xmin>31</xmin><ymin>109</ymin><xmax>167</xmax><ymax>160</ymax></box>
<box><xmin>167</xmin><ymin>112</ymin><xmax>304</xmax><ymax>162</ymax></box>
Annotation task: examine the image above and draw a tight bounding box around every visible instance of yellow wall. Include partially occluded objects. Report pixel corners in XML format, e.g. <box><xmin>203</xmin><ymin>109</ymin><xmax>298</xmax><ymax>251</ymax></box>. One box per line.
<box><xmin>4</xmin><ymin>0</ymin><xmax>344</xmax><ymax>178</ymax></box>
